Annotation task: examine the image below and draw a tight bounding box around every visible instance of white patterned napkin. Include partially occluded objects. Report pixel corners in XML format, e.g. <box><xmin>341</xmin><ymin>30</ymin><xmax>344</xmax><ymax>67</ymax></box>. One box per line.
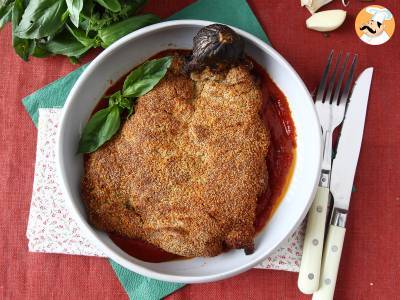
<box><xmin>26</xmin><ymin>108</ymin><xmax>304</xmax><ymax>272</ymax></box>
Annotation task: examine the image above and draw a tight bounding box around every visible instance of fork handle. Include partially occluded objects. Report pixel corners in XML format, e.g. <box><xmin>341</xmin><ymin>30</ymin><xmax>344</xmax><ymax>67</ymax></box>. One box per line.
<box><xmin>298</xmin><ymin>186</ymin><xmax>329</xmax><ymax>294</ymax></box>
<box><xmin>312</xmin><ymin>225</ymin><xmax>346</xmax><ymax>300</ymax></box>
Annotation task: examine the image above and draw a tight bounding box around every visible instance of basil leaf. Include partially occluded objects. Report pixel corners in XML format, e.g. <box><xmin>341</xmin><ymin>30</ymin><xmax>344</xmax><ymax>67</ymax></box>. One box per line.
<box><xmin>0</xmin><ymin>0</ymin><xmax>12</xmax><ymax>12</ymax></box>
<box><xmin>44</xmin><ymin>30</ymin><xmax>92</xmax><ymax>57</ymax></box>
<box><xmin>66</xmin><ymin>0</ymin><xmax>83</xmax><ymax>28</ymax></box>
<box><xmin>78</xmin><ymin>105</ymin><xmax>121</xmax><ymax>153</ymax></box>
<box><xmin>29</xmin><ymin>40</ymin><xmax>51</xmax><ymax>58</ymax></box>
<box><xmin>98</xmin><ymin>13</ymin><xmax>159</xmax><ymax>47</ymax></box>
<box><xmin>12</xmin><ymin>0</ymin><xmax>31</xmax><ymax>61</ymax></box>
<box><xmin>80</xmin><ymin>0</ymin><xmax>93</xmax><ymax>17</ymax></box>
<box><xmin>14</xmin><ymin>0</ymin><xmax>67</xmax><ymax>39</ymax></box>
<box><xmin>0</xmin><ymin>0</ymin><xmax>12</xmax><ymax>8</ymax></box>
<box><xmin>68</xmin><ymin>56</ymin><xmax>79</xmax><ymax>64</ymax></box>
<box><xmin>66</xmin><ymin>23</ymin><xmax>95</xmax><ymax>47</ymax></box>
<box><xmin>0</xmin><ymin>2</ymin><xmax>12</xmax><ymax>29</ymax></box>
<box><xmin>123</xmin><ymin>56</ymin><xmax>172</xmax><ymax>97</ymax></box>
<box><xmin>95</xmin><ymin>0</ymin><xmax>121</xmax><ymax>13</ymax></box>
<box><xmin>78</xmin><ymin>19</ymin><xmax>89</xmax><ymax>32</ymax></box>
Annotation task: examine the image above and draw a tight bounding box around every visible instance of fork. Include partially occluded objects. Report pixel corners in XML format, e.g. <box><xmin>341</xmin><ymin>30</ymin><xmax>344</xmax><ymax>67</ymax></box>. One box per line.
<box><xmin>298</xmin><ymin>50</ymin><xmax>358</xmax><ymax>294</ymax></box>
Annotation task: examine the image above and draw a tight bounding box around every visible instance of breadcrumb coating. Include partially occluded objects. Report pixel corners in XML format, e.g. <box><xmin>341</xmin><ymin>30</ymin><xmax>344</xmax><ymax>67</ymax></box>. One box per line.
<box><xmin>82</xmin><ymin>56</ymin><xmax>270</xmax><ymax>257</ymax></box>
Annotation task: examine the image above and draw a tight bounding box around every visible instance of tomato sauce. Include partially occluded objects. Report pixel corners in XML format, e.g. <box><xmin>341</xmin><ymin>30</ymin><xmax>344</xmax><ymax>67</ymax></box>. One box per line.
<box><xmin>93</xmin><ymin>50</ymin><xmax>296</xmax><ymax>262</ymax></box>
<box><xmin>253</xmin><ymin>61</ymin><xmax>297</xmax><ymax>232</ymax></box>
<box><xmin>108</xmin><ymin>233</ymin><xmax>182</xmax><ymax>263</ymax></box>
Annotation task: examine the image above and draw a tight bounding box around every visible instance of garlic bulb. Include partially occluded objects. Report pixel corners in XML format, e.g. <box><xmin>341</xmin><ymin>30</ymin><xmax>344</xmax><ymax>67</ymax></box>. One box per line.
<box><xmin>301</xmin><ymin>0</ymin><xmax>334</xmax><ymax>13</ymax></box>
<box><xmin>306</xmin><ymin>10</ymin><xmax>347</xmax><ymax>32</ymax></box>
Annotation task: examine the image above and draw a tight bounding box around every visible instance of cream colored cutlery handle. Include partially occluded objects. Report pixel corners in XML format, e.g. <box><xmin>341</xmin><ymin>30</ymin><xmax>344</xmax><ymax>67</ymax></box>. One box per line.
<box><xmin>312</xmin><ymin>225</ymin><xmax>346</xmax><ymax>300</ymax></box>
<box><xmin>298</xmin><ymin>186</ymin><xmax>330</xmax><ymax>294</ymax></box>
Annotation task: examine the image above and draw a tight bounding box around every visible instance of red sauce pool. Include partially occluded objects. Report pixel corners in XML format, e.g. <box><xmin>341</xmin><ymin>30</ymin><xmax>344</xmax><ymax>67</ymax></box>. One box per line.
<box><xmin>254</xmin><ymin>61</ymin><xmax>297</xmax><ymax>232</ymax></box>
<box><xmin>92</xmin><ymin>50</ymin><xmax>296</xmax><ymax>262</ymax></box>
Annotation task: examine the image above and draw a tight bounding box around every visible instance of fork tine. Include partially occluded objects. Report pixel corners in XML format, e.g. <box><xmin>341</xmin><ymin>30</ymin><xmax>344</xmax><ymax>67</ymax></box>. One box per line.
<box><xmin>325</xmin><ymin>51</ymin><xmax>342</xmax><ymax>103</ymax></box>
<box><xmin>331</xmin><ymin>53</ymin><xmax>350</xmax><ymax>105</ymax></box>
<box><xmin>338</xmin><ymin>54</ymin><xmax>358</xmax><ymax>105</ymax></box>
<box><xmin>316</xmin><ymin>50</ymin><xmax>334</xmax><ymax>102</ymax></box>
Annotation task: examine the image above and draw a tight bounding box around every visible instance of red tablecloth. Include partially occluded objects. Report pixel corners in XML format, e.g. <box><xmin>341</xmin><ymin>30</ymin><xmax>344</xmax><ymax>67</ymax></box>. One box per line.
<box><xmin>1</xmin><ymin>1</ymin><xmax>399</xmax><ymax>299</ymax></box>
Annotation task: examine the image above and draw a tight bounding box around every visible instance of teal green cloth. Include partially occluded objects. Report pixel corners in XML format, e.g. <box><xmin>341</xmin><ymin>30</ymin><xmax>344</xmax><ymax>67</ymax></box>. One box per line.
<box><xmin>23</xmin><ymin>65</ymin><xmax>87</xmax><ymax>126</ymax></box>
<box><xmin>169</xmin><ymin>0</ymin><xmax>269</xmax><ymax>43</ymax></box>
<box><xmin>110</xmin><ymin>260</ymin><xmax>184</xmax><ymax>300</ymax></box>
<box><xmin>22</xmin><ymin>0</ymin><xmax>269</xmax><ymax>299</ymax></box>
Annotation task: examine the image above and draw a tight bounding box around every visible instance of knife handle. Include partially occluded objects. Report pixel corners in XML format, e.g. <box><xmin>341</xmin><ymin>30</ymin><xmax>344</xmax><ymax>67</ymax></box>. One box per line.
<box><xmin>312</xmin><ymin>225</ymin><xmax>346</xmax><ymax>300</ymax></box>
<box><xmin>298</xmin><ymin>186</ymin><xmax>330</xmax><ymax>294</ymax></box>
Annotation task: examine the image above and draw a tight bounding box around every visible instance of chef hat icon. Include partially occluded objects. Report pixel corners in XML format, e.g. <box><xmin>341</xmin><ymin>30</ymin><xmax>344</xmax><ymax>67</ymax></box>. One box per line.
<box><xmin>366</xmin><ymin>7</ymin><xmax>393</xmax><ymax>24</ymax></box>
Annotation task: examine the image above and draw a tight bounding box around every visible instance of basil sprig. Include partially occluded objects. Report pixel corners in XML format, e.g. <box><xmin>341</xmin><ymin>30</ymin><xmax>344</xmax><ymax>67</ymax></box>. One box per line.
<box><xmin>78</xmin><ymin>56</ymin><xmax>172</xmax><ymax>153</ymax></box>
<box><xmin>0</xmin><ymin>0</ymin><xmax>159</xmax><ymax>62</ymax></box>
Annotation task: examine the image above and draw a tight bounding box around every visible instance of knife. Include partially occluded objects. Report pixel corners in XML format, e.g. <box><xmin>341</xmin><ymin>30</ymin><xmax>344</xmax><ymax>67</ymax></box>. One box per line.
<box><xmin>312</xmin><ymin>67</ymin><xmax>374</xmax><ymax>300</ymax></box>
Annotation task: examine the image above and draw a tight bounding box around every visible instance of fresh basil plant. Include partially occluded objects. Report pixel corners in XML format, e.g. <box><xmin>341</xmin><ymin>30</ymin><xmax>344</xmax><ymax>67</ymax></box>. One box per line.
<box><xmin>0</xmin><ymin>0</ymin><xmax>159</xmax><ymax>62</ymax></box>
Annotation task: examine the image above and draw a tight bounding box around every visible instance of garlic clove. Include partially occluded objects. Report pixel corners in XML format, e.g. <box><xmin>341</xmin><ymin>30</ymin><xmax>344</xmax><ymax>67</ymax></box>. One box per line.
<box><xmin>306</xmin><ymin>9</ymin><xmax>347</xmax><ymax>32</ymax></box>
<box><xmin>301</xmin><ymin>0</ymin><xmax>312</xmax><ymax>7</ymax></box>
<box><xmin>304</xmin><ymin>0</ymin><xmax>334</xmax><ymax>13</ymax></box>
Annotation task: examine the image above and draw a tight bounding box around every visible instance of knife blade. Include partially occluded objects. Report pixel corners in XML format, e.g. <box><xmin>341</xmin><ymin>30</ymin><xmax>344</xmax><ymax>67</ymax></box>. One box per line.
<box><xmin>313</xmin><ymin>67</ymin><xmax>373</xmax><ymax>300</ymax></box>
<box><xmin>330</xmin><ymin>67</ymin><xmax>373</xmax><ymax>213</ymax></box>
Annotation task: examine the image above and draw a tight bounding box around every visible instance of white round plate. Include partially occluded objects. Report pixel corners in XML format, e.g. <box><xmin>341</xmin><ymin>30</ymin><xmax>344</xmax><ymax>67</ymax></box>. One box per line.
<box><xmin>57</xmin><ymin>20</ymin><xmax>322</xmax><ymax>283</ymax></box>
